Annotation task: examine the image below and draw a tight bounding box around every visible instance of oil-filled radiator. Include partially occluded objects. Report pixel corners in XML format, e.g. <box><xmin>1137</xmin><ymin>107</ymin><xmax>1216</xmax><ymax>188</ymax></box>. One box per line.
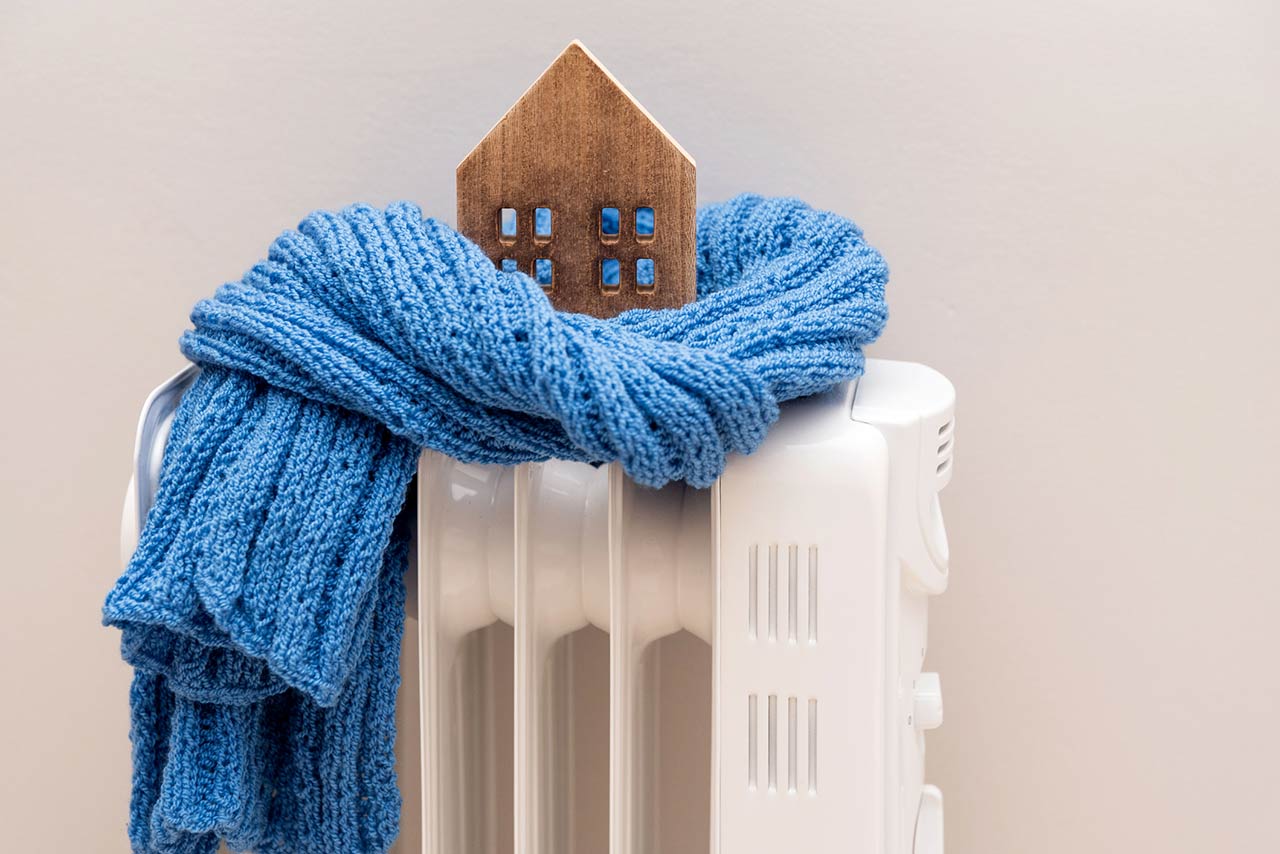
<box><xmin>120</xmin><ymin>356</ymin><xmax>953</xmax><ymax>854</ymax></box>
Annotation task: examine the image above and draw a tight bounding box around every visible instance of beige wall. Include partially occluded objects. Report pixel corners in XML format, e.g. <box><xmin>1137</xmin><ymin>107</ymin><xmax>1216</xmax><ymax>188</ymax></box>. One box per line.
<box><xmin>2</xmin><ymin>1</ymin><xmax>1277</xmax><ymax>851</ymax></box>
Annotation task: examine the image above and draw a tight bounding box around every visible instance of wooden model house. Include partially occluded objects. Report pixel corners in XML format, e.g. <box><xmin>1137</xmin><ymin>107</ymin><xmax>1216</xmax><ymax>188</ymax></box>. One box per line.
<box><xmin>457</xmin><ymin>41</ymin><xmax>696</xmax><ymax>318</ymax></box>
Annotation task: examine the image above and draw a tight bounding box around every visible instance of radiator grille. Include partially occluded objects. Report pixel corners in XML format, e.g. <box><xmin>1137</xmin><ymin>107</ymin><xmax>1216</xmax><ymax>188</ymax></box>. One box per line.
<box><xmin>747</xmin><ymin>694</ymin><xmax>818</xmax><ymax>796</ymax></box>
<box><xmin>749</xmin><ymin>544</ymin><xmax>818</xmax><ymax>645</ymax></box>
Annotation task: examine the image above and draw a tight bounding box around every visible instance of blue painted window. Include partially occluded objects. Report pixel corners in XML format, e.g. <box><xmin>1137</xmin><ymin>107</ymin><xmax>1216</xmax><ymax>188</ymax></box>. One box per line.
<box><xmin>534</xmin><ymin>207</ymin><xmax>552</xmax><ymax>238</ymax></box>
<box><xmin>601</xmin><ymin>207</ymin><xmax>620</xmax><ymax>237</ymax></box>
<box><xmin>636</xmin><ymin>258</ymin><xmax>654</xmax><ymax>287</ymax></box>
<box><xmin>500</xmin><ymin>208</ymin><xmax>518</xmax><ymax>239</ymax></box>
<box><xmin>534</xmin><ymin>258</ymin><xmax>553</xmax><ymax>286</ymax></box>
<box><xmin>501</xmin><ymin>258</ymin><xmax>519</xmax><ymax>273</ymax></box>
<box><xmin>635</xmin><ymin>207</ymin><xmax>655</xmax><ymax>237</ymax></box>
<box><xmin>601</xmin><ymin>257</ymin><xmax>620</xmax><ymax>288</ymax></box>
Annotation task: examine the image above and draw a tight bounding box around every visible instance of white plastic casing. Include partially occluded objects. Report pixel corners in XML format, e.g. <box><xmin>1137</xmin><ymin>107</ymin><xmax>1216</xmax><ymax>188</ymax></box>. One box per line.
<box><xmin>121</xmin><ymin>359</ymin><xmax>955</xmax><ymax>854</ymax></box>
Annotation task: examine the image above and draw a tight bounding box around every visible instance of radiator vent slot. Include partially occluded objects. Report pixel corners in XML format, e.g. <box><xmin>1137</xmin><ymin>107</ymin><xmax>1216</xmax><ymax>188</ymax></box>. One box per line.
<box><xmin>787</xmin><ymin>546</ymin><xmax>798</xmax><ymax>643</ymax></box>
<box><xmin>767</xmin><ymin>694</ymin><xmax>778</xmax><ymax>791</ymax></box>
<box><xmin>808</xmin><ymin>546</ymin><xmax>818</xmax><ymax>645</ymax></box>
<box><xmin>787</xmin><ymin>696</ymin><xmax>798</xmax><ymax>794</ymax></box>
<box><xmin>768</xmin><ymin>545</ymin><xmax>778</xmax><ymax>642</ymax></box>
<box><xmin>807</xmin><ymin>699</ymin><xmax>818</xmax><ymax>795</ymax></box>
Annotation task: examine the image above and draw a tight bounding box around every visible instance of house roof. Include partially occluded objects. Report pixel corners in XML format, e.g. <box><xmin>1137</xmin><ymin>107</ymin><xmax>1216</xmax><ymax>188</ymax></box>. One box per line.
<box><xmin>457</xmin><ymin>40</ymin><xmax>694</xmax><ymax>171</ymax></box>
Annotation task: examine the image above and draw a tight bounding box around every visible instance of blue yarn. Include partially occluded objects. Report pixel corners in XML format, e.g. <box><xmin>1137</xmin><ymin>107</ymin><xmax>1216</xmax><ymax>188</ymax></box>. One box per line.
<box><xmin>104</xmin><ymin>194</ymin><xmax>888</xmax><ymax>853</ymax></box>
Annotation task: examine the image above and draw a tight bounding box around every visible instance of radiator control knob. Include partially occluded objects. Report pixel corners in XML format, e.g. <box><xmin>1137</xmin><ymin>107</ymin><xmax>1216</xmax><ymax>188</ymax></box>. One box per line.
<box><xmin>913</xmin><ymin>672</ymin><xmax>943</xmax><ymax>731</ymax></box>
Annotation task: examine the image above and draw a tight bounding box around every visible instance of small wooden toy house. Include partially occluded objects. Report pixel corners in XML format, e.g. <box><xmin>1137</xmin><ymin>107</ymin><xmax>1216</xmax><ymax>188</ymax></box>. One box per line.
<box><xmin>457</xmin><ymin>41</ymin><xmax>696</xmax><ymax>318</ymax></box>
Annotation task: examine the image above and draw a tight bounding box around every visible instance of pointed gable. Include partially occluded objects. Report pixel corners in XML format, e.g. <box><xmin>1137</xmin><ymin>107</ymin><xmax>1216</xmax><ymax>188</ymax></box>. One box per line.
<box><xmin>457</xmin><ymin>41</ymin><xmax>696</xmax><ymax>318</ymax></box>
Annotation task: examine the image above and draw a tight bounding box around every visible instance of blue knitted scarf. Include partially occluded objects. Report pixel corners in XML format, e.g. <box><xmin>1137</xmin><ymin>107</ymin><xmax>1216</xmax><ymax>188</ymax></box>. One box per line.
<box><xmin>103</xmin><ymin>194</ymin><xmax>888</xmax><ymax>853</ymax></box>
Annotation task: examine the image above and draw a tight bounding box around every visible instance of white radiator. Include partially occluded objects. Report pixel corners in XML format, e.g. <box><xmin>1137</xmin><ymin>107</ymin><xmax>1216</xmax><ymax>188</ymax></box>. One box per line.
<box><xmin>122</xmin><ymin>358</ymin><xmax>954</xmax><ymax>854</ymax></box>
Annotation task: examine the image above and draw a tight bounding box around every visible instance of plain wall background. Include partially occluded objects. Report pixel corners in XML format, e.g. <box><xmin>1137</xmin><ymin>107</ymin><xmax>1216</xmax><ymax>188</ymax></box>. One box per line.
<box><xmin>2</xmin><ymin>1</ymin><xmax>1277</xmax><ymax>851</ymax></box>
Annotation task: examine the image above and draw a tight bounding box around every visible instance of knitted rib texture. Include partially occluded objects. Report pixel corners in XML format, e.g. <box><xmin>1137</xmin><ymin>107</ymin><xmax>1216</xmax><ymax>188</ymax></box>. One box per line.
<box><xmin>103</xmin><ymin>193</ymin><xmax>888</xmax><ymax>853</ymax></box>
